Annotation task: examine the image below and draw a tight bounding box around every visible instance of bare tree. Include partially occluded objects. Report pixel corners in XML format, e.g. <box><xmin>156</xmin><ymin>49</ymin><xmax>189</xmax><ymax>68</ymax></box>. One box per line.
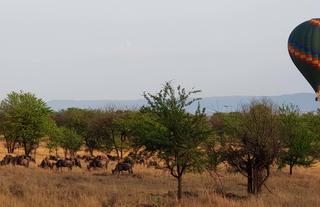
<box><xmin>222</xmin><ymin>100</ymin><xmax>281</xmax><ymax>195</ymax></box>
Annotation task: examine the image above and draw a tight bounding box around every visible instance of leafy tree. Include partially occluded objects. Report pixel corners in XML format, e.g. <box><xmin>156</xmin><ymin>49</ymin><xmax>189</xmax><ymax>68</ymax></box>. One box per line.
<box><xmin>222</xmin><ymin>100</ymin><xmax>282</xmax><ymax>195</ymax></box>
<box><xmin>0</xmin><ymin>91</ymin><xmax>51</xmax><ymax>155</ymax></box>
<box><xmin>114</xmin><ymin>110</ymin><xmax>136</xmax><ymax>159</ymax></box>
<box><xmin>138</xmin><ymin>82</ymin><xmax>211</xmax><ymax>200</ymax></box>
<box><xmin>52</xmin><ymin>108</ymin><xmax>93</xmax><ymax>154</ymax></box>
<box><xmin>86</xmin><ymin>110</ymin><xmax>114</xmax><ymax>155</ymax></box>
<box><xmin>202</xmin><ymin>137</ymin><xmax>224</xmax><ymax>174</ymax></box>
<box><xmin>45</xmin><ymin>120</ymin><xmax>63</xmax><ymax>155</ymax></box>
<box><xmin>60</xmin><ymin>127</ymin><xmax>82</xmax><ymax>157</ymax></box>
<box><xmin>278</xmin><ymin>105</ymin><xmax>320</xmax><ymax>175</ymax></box>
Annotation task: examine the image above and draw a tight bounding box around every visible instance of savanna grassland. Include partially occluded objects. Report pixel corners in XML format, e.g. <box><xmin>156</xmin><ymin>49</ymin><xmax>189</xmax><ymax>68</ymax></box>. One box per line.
<box><xmin>0</xmin><ymin>142</ymin><xmax>318</xmax><ymax>207</ymax></box>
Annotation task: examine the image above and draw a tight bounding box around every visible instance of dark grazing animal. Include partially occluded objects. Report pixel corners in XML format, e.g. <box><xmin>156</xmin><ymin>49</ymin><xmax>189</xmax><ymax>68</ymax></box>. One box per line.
<box><xmin>87</xmin><ymin>156</ymin><xmax>109</xmax><ymax>170</ymax></box>
<box><xmin>112</xmin><ymin>162</ymin><xmax>133</xmax><ymax>175</ymax></box>
<box><xmin>56</xmin><ymin>158</ymin><xmax>82</xmax><ymax>171</ymax></box>
<box><xmin>107</xmin><ymin>155</ymin><xmax>117</xmax><ymax>161</ymax></box>
<box><xmin>123</xmin><ymin>157</ymin><xmax>134</xmax><ymax>166</ymax></box>
<box><xmin>48</xmin><ymin>155</ymin><xmax>60</xmax><ymax>161</ymax></box>
<box><xmin>82</xmin><ymin>155</ymin><xmax>94</xmax><ymax>162</ymax></box>
<box><xmin>1</xmin><ymin>155</ymin><xmax>13</xmax><ymax>166</ymax></box>
<box><xmin>17</xmin><ymin>157</ymin><xmax>31</xmax><ymax>167</ymax></box>
<box><xmin>1</xmin><ymin>155</ymin><xmax>35</xmax><ymax>167</ymax></box>
<box><xmin>39</xmin><ymin>157</ymin><xmax>56</xmax><ymax>169</ymax></box>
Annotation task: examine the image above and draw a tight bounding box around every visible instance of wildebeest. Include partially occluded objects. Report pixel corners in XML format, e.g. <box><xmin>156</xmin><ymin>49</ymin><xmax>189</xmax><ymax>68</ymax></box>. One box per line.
<box><xmin>1</xmin><ymin>155</ymin><xmax>13</xmax><ymax>166</ymax></box>
<box><xmin>39</xmin><ymin>157</ymin><xmax>56</xmax><ymax>169</ymax></box>
<box><xmin>112</xmin><ymin>162</ymin><xmax>133</xmax><ymax>175</ymax></box>
<box><xmin>122</xmin><ymin>157</ymin><xmax>134</xmax><ymax>166</ymax></box>
<box><xmin>56</xmin><ymin>158</ymin><xmax>82</xmax><ymax>171</ymax></box>
<box><xmin>87</xmin><ymin>156</ymin><xmax>109</xmax><ymax>170</ymax></box>
<box><xmin>1</xmin><ymin>155</ymin><xmax>35</xmax><ymax>168</ymax></box>
<box><xmin>48</xmin><ymin>155</ymin><xmax>60</xmax><ymax>161</ymax></box>
<box><xmin>127</xmin><ymin>152</ymin><xmax>146</xmax><ymax>165</ymax></box>
<box><xmin>77</xmin><ymin>155</ymin><xmax>92</xmax><ymax>162</ymax></box>
<box><xmin>107</xmin><ymin>155</ymin><xmax>117</xmax><ymax>161</ymax></box>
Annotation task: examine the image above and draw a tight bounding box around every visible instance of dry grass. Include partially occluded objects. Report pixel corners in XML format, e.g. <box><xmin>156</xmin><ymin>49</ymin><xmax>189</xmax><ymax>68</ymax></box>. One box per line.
<box><xmin>0</xmin><ymin>142</ymin><xmax>318</xmax><ymax>207</ymax></box>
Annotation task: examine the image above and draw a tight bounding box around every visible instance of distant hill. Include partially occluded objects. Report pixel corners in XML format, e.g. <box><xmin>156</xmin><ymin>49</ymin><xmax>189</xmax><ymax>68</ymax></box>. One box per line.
<box><xmin>47</xmin><ymin>93</ymin><xmax>319</xmax><ymax>113</ymax></box>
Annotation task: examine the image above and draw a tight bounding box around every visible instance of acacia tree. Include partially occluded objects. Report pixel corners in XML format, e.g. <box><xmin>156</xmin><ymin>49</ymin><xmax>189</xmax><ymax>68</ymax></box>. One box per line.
<box><xmin>115</xmin><ymin>111</ymin><xmax>148</xmax><ymax>159</ymax></box>
<box><xmin>138</xmin><ymin>82</ymin><xmax>211</xmax><ymax>200</ymax></box>
<box><xmin>278</xmin><ymin>105</ymin><xmax>320</xmax><ymax>175</ymax></box>
<box><xmin>44</xmin><ymin>118</ymin><xmax>62</xmax><ymax>155</ymax></box>
<box><xmin>114</xmin><ymin>111</ymin><xmax>135</xmax><ymax>159</ymax></box>
<box><xmin>223</xmin><ymin>100</ymin><xmax>282</xmax><ymax>195</ymax></box>
<box><xmin>60</xmin><ymin>127</ymin><xmax>82</xmax><ymax>158</ymax></box>
<box><xmin>86</xmin><ymin>110</ymin><xmax>114</xmax><ymax>155</ymax></box>
<box><xmin>52</xmin><ymin>108</ymin><xmax>93</xmax><ymax>154</ymax></box>
<box><xmin>0</xmin><ymin>91</ymin><xmax>51</xmax><ymax>155</ymax></box>
<box><xmin>90</xmin><ymin>109</ymin><xmax>133</xmax><ymax>161</ymax></box>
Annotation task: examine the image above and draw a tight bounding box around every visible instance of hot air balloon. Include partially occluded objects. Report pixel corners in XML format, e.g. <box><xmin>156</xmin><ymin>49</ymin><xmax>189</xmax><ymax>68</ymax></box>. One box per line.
<box><xmin>288</xmin><ymin>18</ymin><xmax>320</xmax><ymax>101</ymax></box>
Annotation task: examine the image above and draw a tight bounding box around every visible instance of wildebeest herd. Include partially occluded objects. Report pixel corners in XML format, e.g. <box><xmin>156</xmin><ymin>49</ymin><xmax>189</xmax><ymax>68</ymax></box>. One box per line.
<box><xmin>0</xmin><ymin>152</ymin><xmax>161</xmax><ymax>175</ymax></box>
<box><xmin>1</xmin><ymin>155</ymin><xmax>36</xmax><ymax>167</ymax></box>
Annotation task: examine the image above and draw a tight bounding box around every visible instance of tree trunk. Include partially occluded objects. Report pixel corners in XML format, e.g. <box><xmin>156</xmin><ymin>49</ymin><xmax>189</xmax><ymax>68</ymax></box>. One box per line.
<box><xmin>33</xmin><ymin>148</ymin><xmax>37</xmax><ymax>159</ymax></box>
<box><xmin>6</xmin><ymin>140</ymin><xmax>16</xmax><ymax>154</ymax></box>
<box><xmin>247</xmin><ymin>174</ymin><xmax>253</xmax><ymax>194</ymax></box>
<box><xmin>247</xmin><ymin>159</ymin><xmax>253</xmax><ymax>194</ymax></box>
<box><xmin>252</xmin><ymin>166</ymin><xmax>265</xmax><ymax>195</ymax></box>
<box><xmin>177</xmin><ymin>176</ymin><xmax>182</xmax><ymax>200</ymax></box>
<box><xmin>256</xmin><ymin>169</ymin><xmax>263</xmax><ymax>194</ymax></box>
<box><xmin>89</xmin><ymin>148</ymin><xmax>94</xmax><ymax>156</ymax></box>
<box><xmin>112</xmin><ymin>130</ymin><xmax>120</xmax><ymax>163</ymax></box>
<box><xmin>23</xmin><ymin>142</ymin><xmax>29</xmax><ymax>156</ymax></box>
<box><xmin>289</xmin><ymin>164</ymin><xmax>293</xmax><ymax>175</ymax></box>
<box><xmin>120</xmin><ymin>147</ymin><xmax>123</xmax><ymax>159</ymax></box>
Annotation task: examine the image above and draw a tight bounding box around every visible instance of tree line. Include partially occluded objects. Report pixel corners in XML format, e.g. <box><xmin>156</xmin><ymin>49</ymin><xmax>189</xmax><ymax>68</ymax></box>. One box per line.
<box><xmin>0</xmin><ymin>83</ymin><xmax>320</xmax><ymax>200</ymax></box>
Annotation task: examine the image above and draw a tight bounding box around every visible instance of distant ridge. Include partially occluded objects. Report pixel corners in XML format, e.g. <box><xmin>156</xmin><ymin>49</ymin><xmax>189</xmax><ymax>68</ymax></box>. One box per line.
<box><xmin>47</xmin><ymin>93</ymin><xmax>319</xmax><ymax>113</ymax></box>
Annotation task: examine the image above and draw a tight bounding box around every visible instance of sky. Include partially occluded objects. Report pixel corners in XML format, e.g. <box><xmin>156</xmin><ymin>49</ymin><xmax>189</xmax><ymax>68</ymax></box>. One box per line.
<box><xmin>0</xmin><ymin>0</ymin><xmax>319</xmax><ymax>101</ymax></box>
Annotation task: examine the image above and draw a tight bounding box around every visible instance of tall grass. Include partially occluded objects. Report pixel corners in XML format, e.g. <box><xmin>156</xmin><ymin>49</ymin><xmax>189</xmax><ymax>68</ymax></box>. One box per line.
<box><xmin>0</xmin><ymin>143</ymin><xmax>318</xmax><ymax>207</ymax></box>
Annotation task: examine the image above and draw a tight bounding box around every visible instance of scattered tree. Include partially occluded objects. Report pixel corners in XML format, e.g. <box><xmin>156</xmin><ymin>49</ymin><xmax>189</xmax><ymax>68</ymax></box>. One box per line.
<box><xmin>60</xmin><ymin>127</ymin><xmax>82</xmax><ymax>157</ymax></box>
<box><xmin>0</xmin><ymin>91</ymin><xmax>51</xmax><ymax>155</ymax></box>
<box><xmin>223</xmin><ymin>100</ymin><xmax>281</xmax><ymax>195</ymax></box>
<box><xmin>137</xmin><ymin>82</ymin><xmax>211</xmax><ymax>200</ymax></box>
<box><xmin>278</xmin><ymin>105</ymin><xmax>320</xmax><ymax>175</ymax></box>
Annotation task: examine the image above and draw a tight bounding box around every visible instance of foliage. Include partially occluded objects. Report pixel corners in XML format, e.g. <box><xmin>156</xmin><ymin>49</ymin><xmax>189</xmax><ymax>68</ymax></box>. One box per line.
<box><xmin>278</xmin><ymin>105</ymin><xmax>320</xmax><ymax>174</ymax></box>
<box><xmin>0</xmin><ymin>91</ymin><xmax>51</xmax><ymax>155</ymax></box>
<box><xmin>138</xmin><ymin>82</ymin><xmax>212</xmax><ymax>200</ymax></box>
<box><xmin>52</xmin><ymin>108</ymin><xmax>96</xmax><ymax>154</ymax></box>
<box><xmin>45</xmin><ymin>119</ymin><xmax>63</xmax><ymax>153</ymax></box>
<box><xmin>222</xmin><ymin>100</ymin><xmax>282</xmax><ymax>195</ymax></box>
<box><xmin>60</xmin><ymin>127</ymin><xmax>82</xmax><ymax>156</ymax></box>
<box><xmin>86</xmin><ymin>110</ymin><xmax>114</xmax><ymax>154</ymax></box>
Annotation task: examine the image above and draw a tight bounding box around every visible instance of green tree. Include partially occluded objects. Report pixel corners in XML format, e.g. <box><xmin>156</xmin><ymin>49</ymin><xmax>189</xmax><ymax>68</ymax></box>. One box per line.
<box><xmin>52</xmin><ymin>108</ymin><xmax>93</xmax><ymax>154</ymax></box>
<box><xmin>86</xmin><ymin>110</ymin><xmax>114</xmax><ymax>155</ymax></box>
<box><xmin>138</xmin><ymin>82</ymin><xmax>211</xmax><ymax>200</ymax></box>
<box><xmin>60</xmin><ymin>127</ymin><xmax>82</xmax><ymax>157</ymax></box>
<box><xmin>0</xmin><ymin>91</ymin><xmax>51</xmax><ymax>155</ymax></box>
<box><xmin>114</xmin><ymin>110</ymin><xmax>136</xmax><ymax>159</ymax></box>
<box><xmin>279</xmin><ymin>105</ymin><xmax>320</xmax><ymax>175</ymax></box>
<box><xmin>45</xmin><ymin>120</ymin><xmax>63</xmax><ymax>155</ymax></box>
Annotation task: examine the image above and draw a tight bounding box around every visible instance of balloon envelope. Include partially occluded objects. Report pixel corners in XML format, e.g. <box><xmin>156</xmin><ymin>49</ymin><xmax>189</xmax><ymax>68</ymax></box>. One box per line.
<box><xmin>288</xmin><ymin>19</ymin><xmax>320</xmax><ymax>93</ymax></box>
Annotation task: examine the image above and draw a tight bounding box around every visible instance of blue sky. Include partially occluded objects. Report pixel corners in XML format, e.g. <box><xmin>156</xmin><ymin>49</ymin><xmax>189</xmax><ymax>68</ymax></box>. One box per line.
<box><xmin>0</xmin><ymin>0</ymin><xmax>319</xmax><ymax>100</ymax></box>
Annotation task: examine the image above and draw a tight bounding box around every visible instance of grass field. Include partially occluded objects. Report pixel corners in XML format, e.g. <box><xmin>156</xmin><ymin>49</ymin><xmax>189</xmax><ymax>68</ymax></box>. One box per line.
<box><xmin>0</xmin><ymin>142</ymin><xmax>318</xmax><ymax>207</ymax></box>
